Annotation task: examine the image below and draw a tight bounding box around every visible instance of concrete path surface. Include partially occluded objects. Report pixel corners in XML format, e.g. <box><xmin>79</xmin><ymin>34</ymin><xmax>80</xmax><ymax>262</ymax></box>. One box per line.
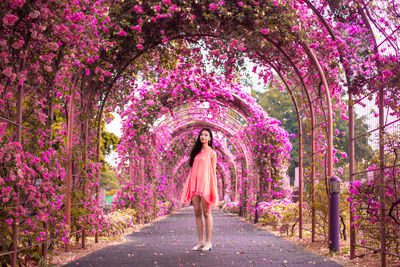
<box><xmin>63</xmin><ymin>207</ymin><xmax>342</xmax><ymax>267</ymax></box>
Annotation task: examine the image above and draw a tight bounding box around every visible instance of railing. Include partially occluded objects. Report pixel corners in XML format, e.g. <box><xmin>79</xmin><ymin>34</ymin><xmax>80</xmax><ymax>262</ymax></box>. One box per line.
<box><xmin>0</xmin><ymin>218</ymin><xmax>87</xmax><ymax>267</ymax></box>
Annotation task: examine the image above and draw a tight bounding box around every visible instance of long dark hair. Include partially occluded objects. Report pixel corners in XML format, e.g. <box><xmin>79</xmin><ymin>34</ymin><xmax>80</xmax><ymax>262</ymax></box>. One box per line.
<box><xmin>189</xmin><ymin>128</ymin><xmax>214</xmax><ymax>167</ymax></box>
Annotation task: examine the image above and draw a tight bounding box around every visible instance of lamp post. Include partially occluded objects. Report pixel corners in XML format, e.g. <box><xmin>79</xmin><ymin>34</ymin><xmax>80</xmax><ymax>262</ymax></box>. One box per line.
<box><xmin>254</xmin><ymin>191</ymin><xmax>261</xmax><ymax>224</ymax></box>
<box><xmin>329</xmin><ymin>176</ymin><xmax>340</xmax><ymax>252</ymax></box>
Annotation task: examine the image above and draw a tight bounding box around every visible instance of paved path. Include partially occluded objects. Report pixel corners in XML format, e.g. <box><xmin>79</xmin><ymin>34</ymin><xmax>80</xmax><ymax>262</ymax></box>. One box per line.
<box><xmin>63</xmin><ymin>207</ymin><xmax>341</xmax><ymax>267</ymax></box>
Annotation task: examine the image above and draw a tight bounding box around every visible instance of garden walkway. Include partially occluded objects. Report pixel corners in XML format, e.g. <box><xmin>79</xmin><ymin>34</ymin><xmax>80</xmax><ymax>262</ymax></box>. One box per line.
<box><xmin>63</xmin><ymin>207</ymin><xmax>341</xmax><ymax>267</ymax></box>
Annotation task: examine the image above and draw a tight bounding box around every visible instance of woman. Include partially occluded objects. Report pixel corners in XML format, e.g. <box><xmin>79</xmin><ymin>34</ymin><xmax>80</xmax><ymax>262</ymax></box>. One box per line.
<box><xmin>180</xmin><ymin>128</ymin><xmax>218</xmax><ymax>251</ymax></box>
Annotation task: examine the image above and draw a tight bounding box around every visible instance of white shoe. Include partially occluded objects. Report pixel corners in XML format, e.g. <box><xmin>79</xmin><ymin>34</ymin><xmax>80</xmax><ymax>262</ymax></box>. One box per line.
<box><xmin>201</xmin><ymin>242</ymin><xmax>212</xmax><ymax>251</ymax></box>
<box><xmin>191</xmin><ymin>241</ymin><xmax>205</xmax><ymax>251</ymax></box>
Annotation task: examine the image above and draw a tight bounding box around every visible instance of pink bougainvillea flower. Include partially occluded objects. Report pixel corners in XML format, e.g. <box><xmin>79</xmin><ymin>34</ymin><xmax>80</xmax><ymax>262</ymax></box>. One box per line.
<box><xmin>44</xmin><ymin>65</ymin><xmax>53</xmax><ymax>72</ymax></box>
<box><xmin>8</xmin><ymin>0</ymin><xmax>26</xmax><ymax>8</ymax></box>
<box><xmin>154</xmin><ymin>5</ymin><xmax>161</xmax><ymax>12</ymax></box>
<box><xmin>29</xmin><ymin>10</ymin><xmax>40</xmax><ymax>19</ymax></box>
<box><xmin>382</xmin><ymin>69</ymin><xmax>392</xmax><ymax>78</ymax></box>
<box><xmin>47</xmin><ymin>42</ymin><xmax>59</xmax><ymax>51</ymax></box>
<box><xmin>209</xmin><ymin>3</ymin><xmax>218</xmax><ymax>10</ymax></box>
<box><xmin>117</xmin><ymin>30</ymin><xmax>127</xmax><ymax>36</ymax></box>
<box><xmin>2</xmin><ymin>67</ymin><xmax>12</xmax><ymax>77</ymax></box>
<box><xmin>134</xmin><ymin>5</ymin><xmax>143</xmax><ymax>14</ymax></box>
<box><xmin>2</xmin><ymin>14</ymin><xmax>18</xmax><ymax>26</ymax></box>
<box><xmin>12</xmin><ymin>40</ymin><xmax>24</xmax><ymax>49</ymax></box>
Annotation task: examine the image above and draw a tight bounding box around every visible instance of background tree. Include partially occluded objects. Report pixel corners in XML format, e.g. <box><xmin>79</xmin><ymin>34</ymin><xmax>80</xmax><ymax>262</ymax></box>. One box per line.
<box><xmin>99</xmin><ymin>118</ymin><xmax>120</xmax><ymax>191</ymax></box>
<box><xmin>101</xmin><ymin>131</ymin><xmax>119</xmax><ymax>159</ymax></box>
<box><xmin>331</xmin><ymin>109</ymin><xmax>375</xmax><ymax>183</ymax></box>
<box><xmin>333</xmin><ymin>111</ymin><xmax>374</xmax><ymax>171</ymax></box>
<box><xmin>252</xmin><ymin>82</ymin><xmax>374</xmax><ymax>184</ymax></box>
<box><xmin>100</xmin><ymin>168</ymin><xmax>120</xmax><ymax>191</ymax></box>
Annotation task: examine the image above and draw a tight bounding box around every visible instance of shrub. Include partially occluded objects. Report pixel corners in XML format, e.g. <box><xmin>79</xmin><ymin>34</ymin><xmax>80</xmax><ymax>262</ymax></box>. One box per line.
<box><xmin>101</xmin><ymin>209</ymin><xmax>137</xmax><ymax>237</ymax></box>
<box><xmin>225</xmin><ymin>201</ymin><xmax>240</xmax><ymax>214</ymax></box>
<box><xmin>349</xmin><ymin>171</ymin><xmax>400</xmax><ymax>255</ymax></box>
<box><xmin>255</xmin><ymin>199</ymin><xmax>299</xmax><ymax>234</ymax></box>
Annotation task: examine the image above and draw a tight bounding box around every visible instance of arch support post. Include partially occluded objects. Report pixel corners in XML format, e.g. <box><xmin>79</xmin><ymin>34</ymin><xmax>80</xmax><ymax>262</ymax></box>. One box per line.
<box><xmin>267</xmin><ymin>170</ymin><xmax>272</xmax><ymax>201</ymax></box>
<box><xmin>348</xmin><ymin>91</ymin><xmax>356</xmax><ymax>258</ymax></box>
<box><xmin>304</xmin><ymin>45</ymin><xmax>335</xmax><ymax>249</ymax></box>
<box><xmin>81</xmin><ymin>117</ymin><xmax>89</xmax><ymax>249</ymax></box>
<box><xmin>311</xmin><ymin>117</ymin><xmax>316</xmax><ymax>242</ymax></box>
<box><xmin>95</xmin><ymin>113</ymin><xmax>102</xmax><ymax>243</ymax></box>
<box><xmin>11</xmin><ymin>85</ymin><xmax>24</xmax><ymax>267</ymax></box>
<box><xmin>378</xmin><ymin>85</ymin><xmax>386</xmax><ymax>267</ymax></box>
<box><xmin>140</xmin><ymin>158</ymin><xmax>145</xmax><ymax>184</ymax></box>
<box><xmin>284</xmin><ymin>76</ymin><xmax>303</xmax><ymax>239</ymax></box>
<box><xmin>128</xmin><ymin>151</ymin><xmax>134</xmax><ymax>209</ymax></box>
<box><xmin>235</xmin><ymin>168</ymin><xmax>239</xmax><ymax>202</ymax></box>
<box><xmin>65</xmin><ymin>87</ymin><xmax>75</xmax><ymax>252</ymax></box>
<box><xmin>298</xmin><ymin>121</ymin><xmax>303</xmax><ymax>238</ymax></box>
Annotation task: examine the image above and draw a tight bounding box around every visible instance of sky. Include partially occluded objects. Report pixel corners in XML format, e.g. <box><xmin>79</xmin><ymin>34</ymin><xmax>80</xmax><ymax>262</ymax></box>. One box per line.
<box><xmin>105</xmin><ymin>113</ymin><xmax>122</xmax><ymax>167</ymax></box>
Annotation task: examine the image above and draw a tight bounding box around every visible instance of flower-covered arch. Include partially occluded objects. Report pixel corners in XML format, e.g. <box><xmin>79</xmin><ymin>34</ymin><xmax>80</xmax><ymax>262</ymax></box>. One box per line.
<box><xmin>116</xmin><ymin>65</ymin><xmax>293</xmax><ymax>213</ymax></box>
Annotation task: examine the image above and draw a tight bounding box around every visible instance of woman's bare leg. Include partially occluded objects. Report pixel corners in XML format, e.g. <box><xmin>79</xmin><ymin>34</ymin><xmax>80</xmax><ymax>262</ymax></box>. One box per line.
<box><xmin>201</xmin><ymin>197</ymin><xmax>212</xmax><ymax>243</ymax></box>
<box><xmin>191</xmin><ymin>194</ymin><xmax>204</xmax><ymax>242</ymax></box>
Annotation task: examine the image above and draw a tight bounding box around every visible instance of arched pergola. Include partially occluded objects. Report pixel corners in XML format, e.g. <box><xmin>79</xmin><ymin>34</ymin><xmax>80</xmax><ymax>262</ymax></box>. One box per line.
<box><xmin>1</xmin><ymin>1</ymin><xmax>399</xmax><ymax>266</ymax></box>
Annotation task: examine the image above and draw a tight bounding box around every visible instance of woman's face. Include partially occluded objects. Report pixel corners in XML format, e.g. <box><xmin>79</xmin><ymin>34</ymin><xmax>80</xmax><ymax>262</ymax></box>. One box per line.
<box><xmin>199</xmin><ymin>130</ymin><xmax>211</xmax><ymax>145</ymax></box>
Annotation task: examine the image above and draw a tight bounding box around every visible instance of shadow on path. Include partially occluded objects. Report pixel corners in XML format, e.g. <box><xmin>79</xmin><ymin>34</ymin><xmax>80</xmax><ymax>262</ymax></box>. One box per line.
<box><xmin>63</xmin><ymin>207</ymin><xmax>342</xmax><ymax>267</ymax></box>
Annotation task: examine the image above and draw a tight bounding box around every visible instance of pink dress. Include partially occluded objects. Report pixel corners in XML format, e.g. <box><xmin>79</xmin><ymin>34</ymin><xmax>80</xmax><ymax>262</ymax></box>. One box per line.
<box><xmin>180</xmin><ymin>147</ymin><xmax>218</xmax><ymax>207</ymax></box>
